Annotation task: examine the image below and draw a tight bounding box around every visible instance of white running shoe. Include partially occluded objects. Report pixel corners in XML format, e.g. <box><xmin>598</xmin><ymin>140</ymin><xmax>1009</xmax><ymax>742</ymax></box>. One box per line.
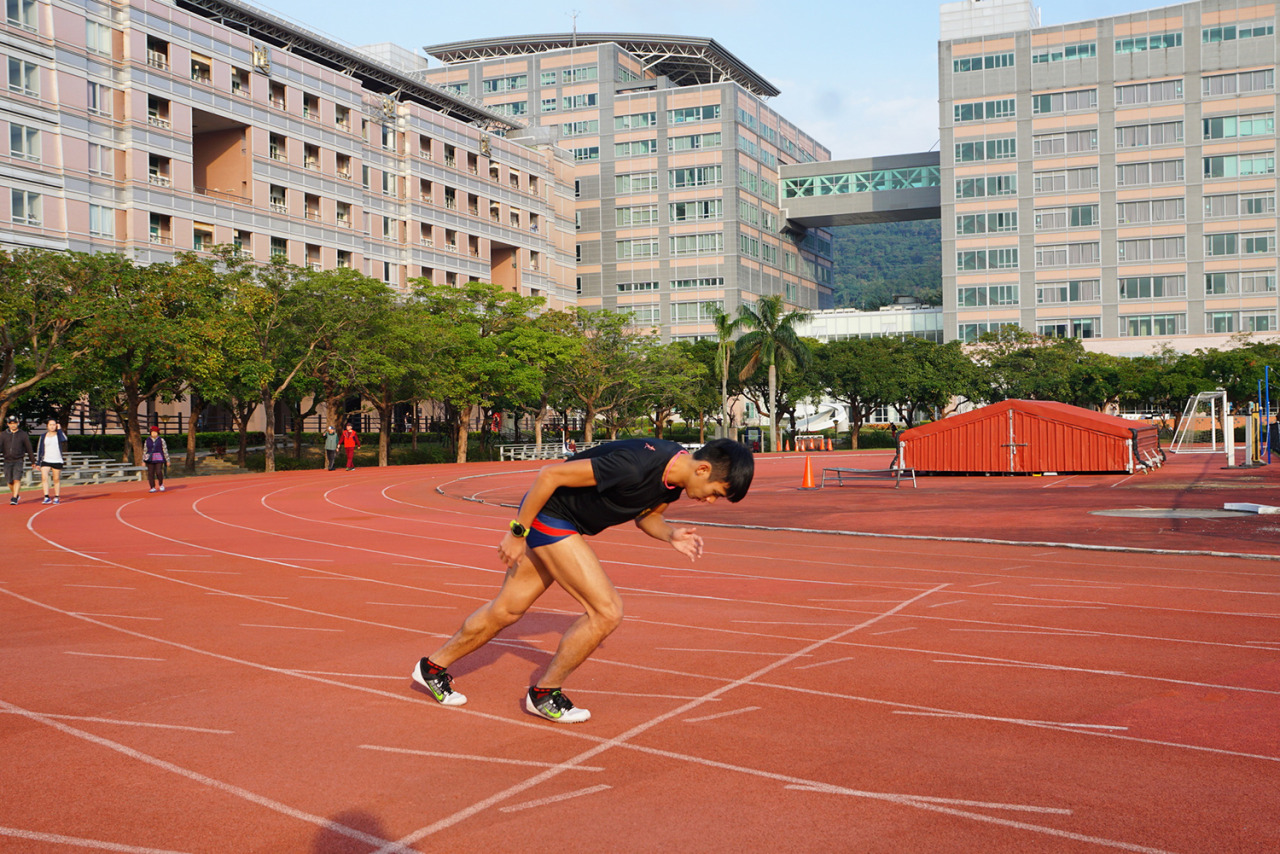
<box><xmin>525</xmin><ymin>688</ymin><xmax>591</xmax><ymax>723</ymax></box>
<box><xmin>411</xmin><ymin>658</ymin><xmax>466</xmax><ymax>706</ymax></box>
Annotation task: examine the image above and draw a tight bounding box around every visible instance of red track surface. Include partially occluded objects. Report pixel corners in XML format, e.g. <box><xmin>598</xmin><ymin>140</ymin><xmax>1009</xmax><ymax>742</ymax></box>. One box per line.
<box><xmin>2</xmin><ymin>453</ymin><xmax>1278</xmax><ymax>852</ymax></box>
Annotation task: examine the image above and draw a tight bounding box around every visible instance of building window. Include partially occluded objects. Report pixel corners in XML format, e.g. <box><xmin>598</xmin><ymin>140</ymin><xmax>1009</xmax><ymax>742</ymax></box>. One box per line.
<box><xmin>1031</xmin><ymin>89</ymin><xmax>1097</xmax><ymax>114</ymax></box>
<box><xmin>1204</xmin><ymin>192</ymin><xmax>1276</xmax><ymax>218</ymax></box>
<box><xmin>954</xmin><ymin>138</ymin><xmax>1016</xmax><ymax>162</ymax></box>
<box><xmin>629</xmin><ymin>304</ymin><xmax>660</xmax><ymax>326</ymax></box>
<box><xmin>1121</xmin><ymin>314</ymin><xmax>1186</xmax><ymax>337</ymax></box>
<box><xmin>269</xmin><ymin>133</ymin><xmax>286</xmax><ymax>161</ymax></box>
<box><xmin>616</xmin><ymin>239</ymin><xmax>659</xmax><ymax>260</ymax></box>
<box><xmin>615</xmin><ymin>139</ymin><xmax>658</xmax><ymax>157</ymax></box>
<box><xmin>670</xmin><ymin>166</ymin><xmax>722</xmax><ymax>189</ymax></box>
<box><xmin>89</xmin><ymin>204</ymin><xmax>113</xmax><ymax>238</ymax></box>
<box><xmin>1203</xmin><ymin>22</ymin><xmax>1276</xmax><ymax>43</ymax></box>
<box><xmin>668</xmin><ymin>132</ymin><xmax>721</xmax><ymax>151</ymax></box>
<box><xmin>616</xmin><ymin>281</ymin><xmax>659</xmax><ymax>293</ymax></box>
<box><xmin>959</xmin><ymin>285</ymin><xmax>1019</xmax><ymax>306</ymax></box>
<box><xmin>1036</xmin><ymin>280</ymin><xmax>1100</xmax><ymax>304</ymax></box>
<box><xmin>570</xmin><ymin>146</ymin><xmax>599</xmax><ymax>162</ymax></box>
<box><xmin>7</xmin><ymin>0</ymin><xmax>38</xmax><ymax>30</ymax></box>
<box><xmin>87</xmin><ymin>81</ymin><xmax>112</xmax><ymax>116</ymax></box>
<box><xmin>11</xmin><ymin>189</ymin><xmax>40</xmax><ymax>225</ymax></box>
<box><xmin>616</xmin><ymin>205</ymin><xmax>659</xmax><ymax>227</ymax></box>
<box><xmin>7</xmin><ymin>58</ymin><xmax>38</xmax><ymax>97</ymax></box>
<box><xmin>563</xmin><ymin>65</ymin><xmax>598</xmax><ymax>83</ymax></box>
<box><xmin>1205</xmin><ymin>232</ymin><xmax>1277</xmax><ymax>256</ymax></box>
<box><xmin>270</xmin><ymin>237</ymin><xmax>287</xmax><ymax>261</ymax></box>
<box><xmin>1115</xmin><ymin>121</ymin><xmax>1183</xmax><ymax>148</ymax></box>
<box><xmin>1037</xmin><ymin>318</ymin><xmax>1099</xmax><ymax>338</ymax></box>
<box><xmin>269</xmin><ymin>185</ymin><xmax>287</xmax><ymax>213</ymax></box>
<box><xmin>668</xmin><ymin>105</ymin><xmax>721</xmax><ymax>124</ymax></box>
<box><xmin>1118</xmin><ymin>237</ymin><xmax>1185</xmax><ymax>261</ymax></box>
<box><xmin>88</xmin><ymin>143</ymin><xmax>113</xmax><ymax>177</ymax></box>
<box><xmin>1116</xmin><ymin>159</ymin><xmax>1185</xmax><ymax>186</ymax></box>
<box><xmin>540</xmin><ymin>71</ymin><xmax>557</xmax><ymax>86</ymax></box>
<box><xmin>1203</xmin><ymin>69</ymin><xmax>1275</xmax><ymax>97</ymax></box>
<box><xmin>671</xmin><ymin>277</ymin><xmax>725</xmax><ymax>290</ymax></box>
<box><xmin>481</xmin><ymin>74</ymin><xmax>527</xmax><ymax>93</ymax></box>
<box><xmin>615</xmin><ymin>112</ymin><xmax>656</xmax><ymax>130</ymax></box>
<box><xmin>1032</xmin><ymin>129</ymin><xmax>1098</xmax><ymax>155</ymax></box>
<box><xmin>1031</xmin><ymin>42</ymin><xmax>1096</xmax><ymax>63</ymax></box>
<box><xmin>1115</xmin><ymin>79</ymin><xmax>1183</xmax><ymax>105</ymax></box>
<box><xmin>1119</xmin><ymin>276</ymin><xmax>1187</xmax><ymax>300</ymax></box>
<box><xmin>1204</xmin><ymin>154</ymin><xmax>1276</xmax><ymax>178</ymax></box>
<box><xmin>561</xmin><ymin>93</ymin><xmax>597</xmax><ymax>111</ymax></box>
<box><xmin>953</xmin><ymin>98</ymin><xmax>1016</xmax><ymax>122</ymax></box>
<box><xmin>1117</xmin><ymin>198</ymin><xmax>1185</xmax><ymax>224</ymax></box>
<box><xmin>9</xmin><ymin>123</ymin><xmax>39</xmax><ymax>162</ymax></box>
<box><xmin>616</xmin><ymin>171</ymin><xmax>659</xmax><ymax>194</ymax></box>
<box><xmin>85</xmin><ymin>20</ymin><xmax>112</xmax><ymax>57</ymax></box>
<box><xmin>953</xmin><ymin>51</ymin><xmax>1014</xmax><ymax>72</ymax></box>
<box><xmin>1115</xmin><ymin>32</ymin><xmax>1182</xmax><ymax>52</ymax></box>
<box><xmin>1203</xmin><ymin>113</ymin><xmax>1275</xmax><ymax>140</ymax></box>
<box><xmin>957</xmin><ymin>248</ymin><xmax>1018</xmax><ymax>270</ymax></box>
<box><xmin>562</xmin><ymin>119</ymin><xmax>599</xmax><ymax>136</ymax></box>
<box><xmin>672</xmin><ymin>301</ymin><xmax>724</xmax><ymax>323</ymax></box>
<box><xmin>671</xmin><ymin>233</ymin><xmax>724</xmax><ymax>256</ymax></box>
<box><xmin>955</xmin><ymin>175</ymin><xmax>1016</xmax><ymax>198</ymax></box>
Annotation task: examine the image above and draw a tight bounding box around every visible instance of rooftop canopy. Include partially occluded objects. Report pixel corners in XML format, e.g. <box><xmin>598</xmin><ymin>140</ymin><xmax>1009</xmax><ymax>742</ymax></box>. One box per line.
<box><xmin>423</xmin><ymin>33</ymin><xmax>781</xmax><ymax>98</ymax></box>
<box><xmin>176</xmin><ymin>0</ymin><xmax>519</xmax><ymax>129</ymax></box>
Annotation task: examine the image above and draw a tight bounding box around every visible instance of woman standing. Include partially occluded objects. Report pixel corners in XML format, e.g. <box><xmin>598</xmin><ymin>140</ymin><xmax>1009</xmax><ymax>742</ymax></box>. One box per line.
<box><xmin>36</xmin><ymin>418</ymin><xmax>68</xmax><ymax>505</ymax></box>
<box><xmin>143</xmin><ymin>426</ymin><xmax>170</xmax><ymax>493</ymax></box>
<box><xmin>323</xmin><ymin>425</ymin><xmax>339</xmax><ymax>471</ymax></box>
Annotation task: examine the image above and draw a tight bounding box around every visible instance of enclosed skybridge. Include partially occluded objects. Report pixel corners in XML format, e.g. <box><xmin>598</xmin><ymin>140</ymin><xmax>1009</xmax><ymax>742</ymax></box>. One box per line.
<box><xmin>779</xmin><ymin>151</ymin><xmax>941</xmax><ymax>229</ymax></box>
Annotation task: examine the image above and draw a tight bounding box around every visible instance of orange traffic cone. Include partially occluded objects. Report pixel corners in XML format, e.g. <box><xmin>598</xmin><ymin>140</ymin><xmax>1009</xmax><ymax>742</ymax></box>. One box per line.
<box><xmin>800</xmin><ymin>455</ymin><xmax>818</xmax><ymax>489</ymax></box>
<box><xmin>827</xmin><ymin>437</ymin><xmax>833</xmax><ymax>451</ymax></box>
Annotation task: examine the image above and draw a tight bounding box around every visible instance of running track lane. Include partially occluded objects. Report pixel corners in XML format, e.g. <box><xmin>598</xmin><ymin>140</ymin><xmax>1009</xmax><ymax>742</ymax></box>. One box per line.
<box><xmin>0</xmin><ymin>458</ymin><xmax>1276</xmax><ymax>852</ymax></box>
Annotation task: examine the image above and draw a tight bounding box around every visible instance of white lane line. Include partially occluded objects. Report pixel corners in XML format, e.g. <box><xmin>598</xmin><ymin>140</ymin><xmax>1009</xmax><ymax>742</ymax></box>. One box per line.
<box><xmin>932</xmin><ymin>660</ymin><xmax>1128</xmax><ymax>677</ymax></box>
<box><xmin>376</xmin><ymin>584</ymin><xmax>951</xmax><ymax>852</ymax></box>
<box><xmin>359</xmin><ymin>745</ymin><xmax>605</xmax><ymax>772</ymax></box>
<box><xmin>785</xmin><ymin>785</ymin><xmax>1073</xmax><ymax>815</ymax></box>
<box><xmin>443</xmin><ymin>583</ymin><xmax>497</xmax><ymax>589</ymax></box>
<box><xmin>0</xmin><ymin>826</ymin><xmax>192</xmax><ymax>854</ymax></box>
<box><xmin>288</xmin><ymin>670</ymin><xmax>403</xmax><ymax>680</ymax></box>
<box><xmin>870</xmin><ymin>627</ymin><xmax>917</xmax><ymax>636</ymax></box>
<box><xmin>65</xmin><ymin>584</ymin><xmax>136</xmax><ymax>590</ymax></box>
<box><xmin>148</xmin><ymin>554</ymin><xmax>212</xmax><ymax>558</ymax></box>
<box><xmin>44</xmin><ymin>564</ymin><xmax>104</xmax><ymax>568</ymax></box>
<box><xmin>730</xmin><ymin>620</ymin><xmax>861</xmax><ymax>626</ymax></box>
<box><xmin>893</xmin><ymin>710</ymin><xmax>1129</xmax><ymax>731</ymax></box>
<box><xmin>366</xmin><ymin>601</ymin><xmax>456</xmax><ymax>610</ymax></box>
<box><xmin>0</xmin><ymin>709</ymin><xmax>231</xmax><ymax>734</ymax></box>
<box><xmin>968</xmin><ymin>581</ymin><xmax>1003</xmax><ymax>588</ymax></box>
<box><xmin>949</xmin><ymin>629</ymin><xmax>1094</xmax><ymax>636</ymax></box>
<box><xmin>657</xmin><ymin>648</ymin><xmax>812</xmax><ymax>656</ymax></box>
<box><xmin>685</xmin><ymin>706</ymin><xmax>760</xmax><ymax>724</ymax></box>
<box><xmin>928</xmin><ymin>600</ymin><xmax>967</xmax><ymax>608</ymax></box>
<box><xmin>498</xmin><ymin>784</ymin><xmax>613</xmax><ymax>814</ymax></box>
<box><xmin>204</xmin><ymin>593</ymin><xmax>289</xmax><ymax>600</ymax></box>
<box><xmin>72</xmin><ymin>613</ymin><xmax>162</xmax><ymax>621</ymax></box>
<box><xmin>568</xmin><ymin>689</ymin><xmax>722</xmax><ymax>701</ymax></box>
<box><xmin>994</xmin><ymin>604</ymin><xmax>1107</xmax><ymax>610</ymax></box>
<box><xmin>65</xmin><ymin>651</ymin><xmax>165</xmax><ymax>662</ymax></box>
<box><xmin>240</xmin><ymin>624</ymin><xmax>343</xmax><ymax>632</ymax></box>
<box><xmin>1030</xmin><ymin>585</ymin><xmax>1124</xmax><ymax>590</ymax></box>
<box><xmin>794</xmin><ymin>656</ymin><xmax>855</xmax><ymax>671</ymax></box>
<box><xmin>0</xmin><ymin>698</ymin><xmax>413</xmax><ymax>853</ymax></box>
<box><xmin>298</xmin><ymin>576</ymin><xmax>364</xmax><ymax>580</ymax></box>
<box><xmin>165</xmin><ymin>569</ymin><xmax>240</xmax><ymax>575</ymax></box>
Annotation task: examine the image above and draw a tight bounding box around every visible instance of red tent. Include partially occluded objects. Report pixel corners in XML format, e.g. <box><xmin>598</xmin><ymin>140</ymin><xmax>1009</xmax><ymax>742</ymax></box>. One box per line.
<box><xmin>900</xmin><ymin>400</ymin><xmax>1162</xmax><ymax>474</ymax></box>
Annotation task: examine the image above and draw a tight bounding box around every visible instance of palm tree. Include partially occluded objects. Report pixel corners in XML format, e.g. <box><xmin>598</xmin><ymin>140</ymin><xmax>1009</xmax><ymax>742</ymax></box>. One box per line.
<box><xmin>736</xmin><ymin>295</ymin><xmax>810</xmax><ymax>453</ymax></box>
<box><xmin>711</xmin><ymin>307</ymin><xmax>739</xmax><ymax>439</ymax></box>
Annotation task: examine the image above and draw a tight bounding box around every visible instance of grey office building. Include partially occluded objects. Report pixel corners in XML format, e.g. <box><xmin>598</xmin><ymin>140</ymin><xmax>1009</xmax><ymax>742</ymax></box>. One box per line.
<box><xmin>940</xmin><ymin>0</ymin><xmax>1280</xmax><ymax>355</ymax></box>
<box><xmin>421</xmin><ymin>35</ymin><xmax>835</xmax><ymax>340</ymax></box>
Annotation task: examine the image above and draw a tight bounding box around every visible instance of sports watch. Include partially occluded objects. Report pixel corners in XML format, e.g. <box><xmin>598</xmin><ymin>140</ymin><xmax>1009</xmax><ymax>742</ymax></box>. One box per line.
<box><xmin>509</xmin><ymin>520</ymin><xmax>529</xmax><ymax>538</ymax></box>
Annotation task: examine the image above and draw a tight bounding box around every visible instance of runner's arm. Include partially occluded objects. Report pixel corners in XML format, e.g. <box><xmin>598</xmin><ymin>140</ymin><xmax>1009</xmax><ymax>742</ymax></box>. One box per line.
<box><xmin>497</xmin><ymin>458</ymin><xmax>596</xmax><ymax>566</ymax></box>
<box><xmin>634</xmin><ymin>504</ymin><xmax>704</xmax><ymax>561</ymax></box>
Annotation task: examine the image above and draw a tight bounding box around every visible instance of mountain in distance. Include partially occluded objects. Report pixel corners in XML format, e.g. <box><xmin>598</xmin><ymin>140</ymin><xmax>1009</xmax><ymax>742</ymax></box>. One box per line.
<box><xmin>827</xmin><ymin>219</ymin><xmax>942</xmax><ymax>310</ymax></box>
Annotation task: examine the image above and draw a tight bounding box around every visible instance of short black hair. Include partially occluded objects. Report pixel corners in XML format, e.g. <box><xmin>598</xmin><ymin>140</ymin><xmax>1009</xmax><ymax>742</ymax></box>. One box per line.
<box><xmin>692</xmin><ymin>439</ymin><xmax>754</xmax><ymax>503</ymax></box>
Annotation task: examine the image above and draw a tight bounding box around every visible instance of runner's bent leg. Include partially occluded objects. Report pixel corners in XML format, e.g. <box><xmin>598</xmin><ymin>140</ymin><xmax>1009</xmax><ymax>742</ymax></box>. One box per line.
<box><xmin>427</xmin><ymin>551</ymin><xmax>553</xmax><ymax>668</ymax></box>
<box><xmin>528</xmin><ymin>535</ymin><xmax>623</xmax><ymax>689</ymax></box>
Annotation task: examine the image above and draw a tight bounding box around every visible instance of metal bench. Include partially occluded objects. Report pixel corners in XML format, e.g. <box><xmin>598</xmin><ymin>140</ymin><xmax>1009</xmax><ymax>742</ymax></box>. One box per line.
<box><xmin>821</xmin><ymin>466</ymin><xmax>917</xmax><ymax>489</ymax></box>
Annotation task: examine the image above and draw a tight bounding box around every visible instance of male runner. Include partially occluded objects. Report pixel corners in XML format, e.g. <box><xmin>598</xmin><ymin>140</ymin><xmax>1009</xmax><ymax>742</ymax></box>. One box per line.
<box><xmin>412</xmin><ymin>437</ymin><xmax>754</xmax><ymax>723</ymax></box>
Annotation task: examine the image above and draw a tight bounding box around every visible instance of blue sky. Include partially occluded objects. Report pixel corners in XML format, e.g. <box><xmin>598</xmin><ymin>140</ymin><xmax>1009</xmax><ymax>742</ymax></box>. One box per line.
<box><xmin>254</xmin><ymin>0</ymin><xmax>1153</xmax><ymax>159</ymax></box>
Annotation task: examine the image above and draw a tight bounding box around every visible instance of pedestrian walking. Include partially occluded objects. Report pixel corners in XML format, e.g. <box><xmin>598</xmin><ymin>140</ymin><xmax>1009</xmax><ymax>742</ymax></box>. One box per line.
<box><xmin>36</xmin><ymin>418</ymin><xmax>68</xmax><ymax>505</ymax></box>
<box><xmin>340</xmin><ymin>424</ymin><xmax>361</xmax><ymax>470</ymax></box>
<box><xmin>143</xmin><ymin>426</ymin><xmax>170</xmax><ymax>492</ymax></box>
<box><xmin>323</xmin><ymin>425</ymin><xmax>339</xmax><ymax>471</ymax></box>
<box><xmin>2</xmin><ymin>415</ymin><xmax>36</xmax><ymax>506</ymax></box>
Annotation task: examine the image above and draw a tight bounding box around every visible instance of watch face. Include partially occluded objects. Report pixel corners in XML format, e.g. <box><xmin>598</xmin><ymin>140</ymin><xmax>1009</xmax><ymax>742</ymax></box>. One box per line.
<box><xmin>510</xmin><ymin>521</ymin><xmax>527</xmax><ymax>537</ymax></box>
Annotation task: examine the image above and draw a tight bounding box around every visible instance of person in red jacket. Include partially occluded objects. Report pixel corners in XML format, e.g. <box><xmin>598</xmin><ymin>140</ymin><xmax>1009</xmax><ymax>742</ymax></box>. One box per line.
<box><xmin>340</xmin><ymin>424</ymin><xmax>361</xmax><ymax>470</ymax></box>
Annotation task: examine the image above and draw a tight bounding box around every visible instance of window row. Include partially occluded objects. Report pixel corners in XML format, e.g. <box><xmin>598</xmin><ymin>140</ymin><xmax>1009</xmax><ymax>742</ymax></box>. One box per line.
<box><xmin>616</xmin><ymin>277</ymin><xmax>727</xmax><ymax>293</ymax></box>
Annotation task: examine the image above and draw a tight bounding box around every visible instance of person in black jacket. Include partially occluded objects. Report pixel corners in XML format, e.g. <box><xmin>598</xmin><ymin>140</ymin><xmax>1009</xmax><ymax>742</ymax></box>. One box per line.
<box><xmin>411</xmin><ymin>438</ymin><xmax>754</xmax><ymax>724</ymax></box>
<box><xmin>2</xmin><ymin>415</ymin><xmax>36</xmax><ymax>506</ymax></box>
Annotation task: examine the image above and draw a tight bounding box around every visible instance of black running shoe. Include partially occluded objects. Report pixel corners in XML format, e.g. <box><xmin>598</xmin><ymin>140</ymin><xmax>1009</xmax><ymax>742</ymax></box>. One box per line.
<box><xmin>525</xmin><ymin>687</ymin><xmax>590</xmax><ymax>723</ymax></box>
<box><xmin>411</xmin><ymin>658</ymin><xmax>466</xmax><ymax>706</ymax></box>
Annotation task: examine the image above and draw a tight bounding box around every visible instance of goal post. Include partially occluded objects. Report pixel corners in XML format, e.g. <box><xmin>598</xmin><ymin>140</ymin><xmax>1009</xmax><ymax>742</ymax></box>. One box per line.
<box><xmin>1169</xmin><ymin>390</ymin><xmax>1235</xmax><ymax>465</ymax></box>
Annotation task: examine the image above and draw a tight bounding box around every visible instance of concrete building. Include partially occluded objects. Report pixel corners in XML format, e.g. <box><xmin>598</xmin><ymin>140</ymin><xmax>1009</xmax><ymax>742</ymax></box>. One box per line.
<box><xmin>1</xmin><ymin>0</ymin><xmax>576</xmax><ymax>306</ymax></box>
<box><xmin>420</xmin><ymin>34</ymin><xmax>836</xmax><ymax>341</ymax></box>
<box><xmin>939</xmin><ymin>0</ymin><xmax>1280</xmax><ymax>356</ymax></box>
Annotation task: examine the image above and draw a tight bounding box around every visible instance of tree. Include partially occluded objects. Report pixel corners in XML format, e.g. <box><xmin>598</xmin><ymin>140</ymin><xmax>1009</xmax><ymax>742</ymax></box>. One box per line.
<box><xmin>736</xmin><ymin>295</ymin><xmax>810</xmax><ymax>452</ymax></box>
<box><xmin>637</xmin><ymin>341</ymin><xmax>707</xmax><ymax>439</ymax></box>
<box><xmin>815</xmin><ymin>338</ymin><xmax>900</xmax><ymax>448</ymax></box>
<box><xmin>673</xmin><ymin>339</ymin><xmax>723</xmax><ymax>441</ymax></box>
<box><xmin>557</xmin><ymin>308</ymin><xmax>648</xmax><ymax>443</ymax></box>
<box><xmin>971</xmin><ymin>328</ymin><xmax>1082</xmax><ymax>403</ymax></box>
<box><xmin>501</xmin><ymin>309</ymin><xmax>582</xmax><ymax>445</ymax></box>
<box><xmin>888</xmin><ymin>337</ymin><xmax>980</xmax><ymax>427</ymax></box>
<box><xmin>414</xmin><ymin>280</ymin><xmax>544</xmax><ymax>463</ymax></box>
<box><xmin>709</xmin><ymin>307</ymin><xmax>740</xmax><ymax>438</ymax></box>
<box><xmin>0</xmin><ymin>250</ymin><xmax>113</xmax><ymax>423</ymax></box>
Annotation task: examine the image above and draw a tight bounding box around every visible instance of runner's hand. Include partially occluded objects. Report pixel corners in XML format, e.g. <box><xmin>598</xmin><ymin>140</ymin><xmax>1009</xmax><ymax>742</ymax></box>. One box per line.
<box><xmin>669</xmin><ymin>527</ymin><xmax>703</xmax><ymax>561</ymax></box>
<box><xmin>498</xmin><ymin>531</ymin><xmax>527</xmax><ymax>567</ymax></box>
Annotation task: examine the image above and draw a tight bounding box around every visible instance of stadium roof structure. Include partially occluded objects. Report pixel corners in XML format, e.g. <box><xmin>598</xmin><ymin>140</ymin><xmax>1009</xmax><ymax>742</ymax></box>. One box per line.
<box><xmin>174</xmin><ymin>0</ymin><xmax>519</xmax><ymax>129</ymax></box>
<box><xmin>423</xmin><ymin>34</ymin><xmax>781</xmax><ymax>98</ymax></box>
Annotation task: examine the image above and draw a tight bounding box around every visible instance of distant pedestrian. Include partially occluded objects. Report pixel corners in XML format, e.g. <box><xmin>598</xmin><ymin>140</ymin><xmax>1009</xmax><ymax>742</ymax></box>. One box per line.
<box><xmin>889</xmin><ymin>424</ymin><xmax>901</xmax><ymax>470</ymax></box>
<box><xmin>323</xmin><ymin>425</ymin><xmax>339</xmax><ymax>471</ymax></box>
<box><xmin>340</xmin><ymin>424</ymin><xmax>361</xmax><ymax>470</ymax></box>
<box><xmin>143</xmin><ymin>426</ymin><xmax>170</xmax><ymax>492</ymax></box>
<box><xmin>2</xmin><ymin>414</ymin><xmax>36</xmax><ymax>506</ymax></box>
<box><xmin>36</xmin><ymin>418</ymin><xmax>68</xmax><ymax>505</ymax></box>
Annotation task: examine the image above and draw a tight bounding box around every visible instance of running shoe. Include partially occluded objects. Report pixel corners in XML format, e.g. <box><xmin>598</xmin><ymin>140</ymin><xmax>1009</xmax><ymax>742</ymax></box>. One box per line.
<box><xmin>52</xmin><ymin>496</ymin><xmax>59</xmax><ymax>505</ymax></box>
<box><xmin>411</xmin><ymin>658</ymin><xmax>466</xmax><ymax>706</ymax></box>
<box><xmin>159</xmin><ymin>485</ymin><xmax>165</xmax><ymax>492</ymax></box>
<box><xmin>9</xmin><ymin>496</ymin><xmax>17</xmax><ymax>505</ymax></box>
<box><xmin>525</xmin><ymin>688</ymin><xmax>591</xmax><ymax>723</ymax></box>
<box><xmin>149</xmin><ymin>488</ymin><xmax>156</xmax><ymax>493</ymax></box>
<box><xmin>41</xmin><ymin>496</ymin><xmax>51</xmax><ymax>505</ymax></box>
